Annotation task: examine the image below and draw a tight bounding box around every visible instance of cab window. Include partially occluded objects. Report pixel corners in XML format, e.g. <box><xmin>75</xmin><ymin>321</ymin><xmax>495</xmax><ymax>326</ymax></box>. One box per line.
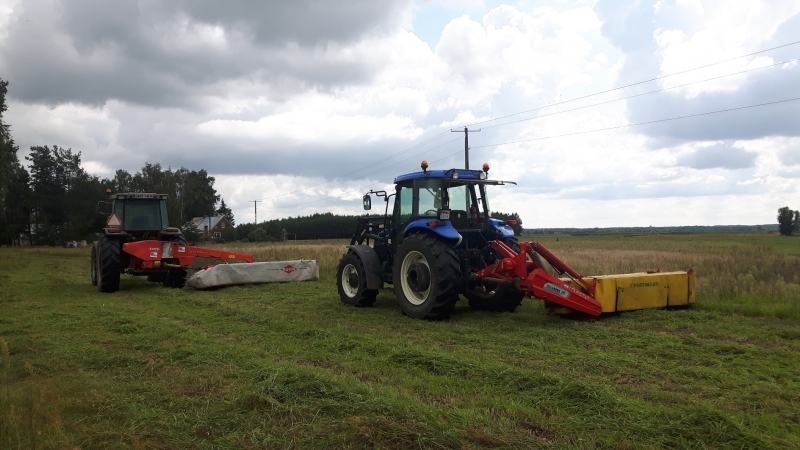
<box><xmin>397</xmin><ymin>186</ymin><xmax>413</xmax><ymax>225</ymax></box>
<box><xmin>447</xmin><ymin>185</ymin><xmax>468</xmax><ymax>211</ymax></box>
<box><xmin>124</xmin><ymin>200</ymin><xmax>162</xmax><ymax>230</ymax></box>
<box><xmin>415</xmin><ymin>178</ymin><xmax>442</xmax><ymax>217</ymax></box>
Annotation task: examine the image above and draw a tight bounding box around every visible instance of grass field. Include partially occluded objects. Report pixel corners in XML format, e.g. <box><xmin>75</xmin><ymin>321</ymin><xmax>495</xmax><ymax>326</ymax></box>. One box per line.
<box><xmin>1</xmin><ymin>233</ymin><xmax>799</xmax><ymax>448</ymax></box>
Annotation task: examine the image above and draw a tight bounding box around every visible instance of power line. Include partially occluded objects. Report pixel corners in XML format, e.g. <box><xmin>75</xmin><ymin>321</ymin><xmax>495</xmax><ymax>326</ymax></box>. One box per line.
<box><xmin>273</xmin><ymin>96</ymin><xmax>800</xmax><ymax>209</ymax></box>
<box><xmin>260</xmin><ymin>131</ymin><xmax>451</xmax><ymax>202</ymax></box>
<box><xmin>256</xmin><ymin>40</ymin><xmax>800</xmax><ymax>212</ymax></box>
<box><xmin>471</xmin><ymin>97</ymin><xmax>800</xmax><ymax>149</ymax></box>
<box><xmin>262</xmin><ymin>40</ymin><xmax>800</xmax><ymax>205</ymax></box>
<box><xmin>465</xmin><ymin>40</ymin><xmax>800</xmax><ymax>128</ymax></box>
<box><xmin>480</xmin><ymin>58</ymin><xmax>798</xmax><ymax>130</ymax></box>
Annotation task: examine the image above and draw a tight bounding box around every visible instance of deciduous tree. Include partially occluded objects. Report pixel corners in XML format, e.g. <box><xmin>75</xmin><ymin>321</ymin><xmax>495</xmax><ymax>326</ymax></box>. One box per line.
<box><xmin>777</xmin><ymin>206</ymin><xmax>799</xmax><ymax>236</ymax></box>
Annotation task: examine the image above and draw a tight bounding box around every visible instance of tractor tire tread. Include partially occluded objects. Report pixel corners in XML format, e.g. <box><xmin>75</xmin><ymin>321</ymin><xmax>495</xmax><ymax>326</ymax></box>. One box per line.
<box><xmin>394</xmin><ymin>232</ymin><xmax>461</xmax><ymax>320</ymax></box>
<box><xmin>98</xmin><ymin>235</ymin><xmax>121</xmax><ymax>293</ymax></box>
<box><xmin>336</xmin><ymin>251</ymin><xmax>378</xmax><ymax>307</ymax></box>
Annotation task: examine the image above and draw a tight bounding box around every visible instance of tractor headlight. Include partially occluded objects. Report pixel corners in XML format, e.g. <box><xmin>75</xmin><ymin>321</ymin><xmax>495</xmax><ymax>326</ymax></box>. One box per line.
<box><xmin>479</xmin><ymin>172</ymin><xmax>486</xmax><ymax>180</ymax></box>
<box><xmin>452</xmin><ymin>172</ymin><xmax>459</xmax><ymax>179</ymax></box>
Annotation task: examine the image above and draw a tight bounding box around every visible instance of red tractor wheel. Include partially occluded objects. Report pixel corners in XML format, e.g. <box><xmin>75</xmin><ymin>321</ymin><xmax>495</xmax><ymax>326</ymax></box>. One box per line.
<box><xmin>97</xmin><ymin>235</ymin><xmax>121</xmax><ymax>293</ymax></box>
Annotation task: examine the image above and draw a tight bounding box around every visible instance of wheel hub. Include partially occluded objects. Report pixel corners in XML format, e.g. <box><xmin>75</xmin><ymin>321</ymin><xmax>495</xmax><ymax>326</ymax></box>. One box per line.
<box><xmin>348</xmin><ymin>272</ymin><xmax>359</xmax><ymax>288</ymax></box>
<box><xmin>406</xmin><ymin>262</ymin><xmax>431</xmax><ymax>293</ymax></box>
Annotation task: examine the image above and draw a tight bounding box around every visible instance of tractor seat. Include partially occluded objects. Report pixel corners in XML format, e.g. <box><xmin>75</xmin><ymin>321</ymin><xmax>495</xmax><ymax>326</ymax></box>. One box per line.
<box><xmin>449</xmin><ymin>210</ymin><xmax>469</xmax><ymax>229</ymax></box>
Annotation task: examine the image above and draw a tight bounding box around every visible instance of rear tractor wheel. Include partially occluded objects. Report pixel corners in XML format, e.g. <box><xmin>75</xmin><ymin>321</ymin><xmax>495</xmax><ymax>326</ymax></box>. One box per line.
<box><xmin>97</xmin><ymin>235</ymin><xmax>121</xmax><ymax>293</ymax></box>
<box><xmin>393</xmin><ymin>232</ymin><xmax>461</xmax><ymax>320</ymax></box>
<box><xmin>336</xmin><ymin>252</ymin><xmax>378</xmax><ymax>307</ymax></box>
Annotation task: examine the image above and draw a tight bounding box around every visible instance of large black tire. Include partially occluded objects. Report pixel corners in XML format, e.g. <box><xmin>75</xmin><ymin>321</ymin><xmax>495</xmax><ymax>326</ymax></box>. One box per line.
<box><xmin>393</xmin><ymin>232</ymin><xmax>461</xmax><ymax>320</ymax></box>
<box><xmin>97</xmin><ymin>235</ymin><xmax>121</xmax><ymax>293</ymax></box>
<box><xmin>162</xmin><ymin>235</ymin><xmax>187</xmax><ymax>288</ymax></box>
<box><xmin>336</xmin><ymin>252</ymin><xmax>378</xmax><ymax>307</ymax></box>
<box><xmin>466</xmin><ymin>237</ymin><xmax>525</xmax><ymax>312</ymax></box>
<box><xmin>90</xmin><ymin>243</ymin><xmax>98</xmax><ymax>286</ymax></box>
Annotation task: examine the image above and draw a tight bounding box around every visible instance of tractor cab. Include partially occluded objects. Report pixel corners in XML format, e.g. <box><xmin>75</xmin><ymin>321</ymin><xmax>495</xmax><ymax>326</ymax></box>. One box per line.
<box><xmin>359</xmin><ymin>161</ymin><xmax>517</xmax><ymax>252</ymax></box>
<box><xmin>98</xmin><ymin>192</ymin><xmax>182</xmax><ymax>241</ymax></box>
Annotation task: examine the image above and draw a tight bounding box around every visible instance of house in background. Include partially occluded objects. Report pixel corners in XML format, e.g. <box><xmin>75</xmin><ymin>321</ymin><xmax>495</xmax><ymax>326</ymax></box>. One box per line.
<box><xmin>189</xmin><ymin>215</ymin><xmax>234</xmax><ymax>240</ymax></box>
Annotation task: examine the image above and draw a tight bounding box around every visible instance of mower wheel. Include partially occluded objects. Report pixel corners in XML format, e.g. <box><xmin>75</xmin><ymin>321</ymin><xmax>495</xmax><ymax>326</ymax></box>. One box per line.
<box><xmin>90</xmin><ymin>243</ymin><xmax>98</xmax><ymax>286</ymax></box>
<box><xmin>393</xmin><ymin>232</ymin><xmax>460</xmax><ymax>320</ymax></box>
<box><xmin>162</xmin><ymin>235</ymin><xmax>187</xmax><ymax>288</ymax></box>
<box><xmin>97</xmin><ymin>235</ymin><xmax>121</xmax><ymax>293</ymax></box>
<box><xmin>336</xmin><ymin>252</ymin><xmax>378</xmax><ymax>307</ymax></box>
<box><xmin>466</xmin><ymin>237</ymin><xmax>525</xmax><ymax>312</ymax></box>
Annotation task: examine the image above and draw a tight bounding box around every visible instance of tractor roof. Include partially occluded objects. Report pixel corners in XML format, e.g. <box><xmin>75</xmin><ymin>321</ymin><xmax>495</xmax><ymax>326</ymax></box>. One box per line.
<box><xmin>109</xmin><ymin>193</ymin><xmax>168</xmax><ymax>200</ymax></box>
<box><xmin>394</xmin><ymin>168</ymin><xmax>516</xmax><ymax>186</ymax></box>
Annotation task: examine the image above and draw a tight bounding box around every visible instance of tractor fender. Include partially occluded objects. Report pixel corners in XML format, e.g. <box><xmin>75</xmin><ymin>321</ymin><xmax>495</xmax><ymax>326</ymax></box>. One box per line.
<box><xmin>346</xmin><ymin>245</ymin><xmax>383</xmax><ymax>290</ymax></box>
<box><xmin>486</xmin><ymin>218</ymin><xmax>514</xmax><ymax>239</ymax></box>
<box><xmin>403</xmin><ymin>219</ymin><xmax>463</xmax><ymax>246</ymax></box>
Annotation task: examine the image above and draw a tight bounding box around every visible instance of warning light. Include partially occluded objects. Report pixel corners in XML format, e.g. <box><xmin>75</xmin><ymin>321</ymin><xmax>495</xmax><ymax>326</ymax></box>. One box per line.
<box><xmin>106</xmin><ymin>189</ymin><xmax>111</xmax><ymax>194</ymax></box>
<box><xmin>421</xmin><ymin>160</ymin><xmax>428</xmax><ymax>173</ymax></box>
<box><xmin>482</xmin><ymin>163</ymin><xmax>490</xmax><ymax>173</ymax></box>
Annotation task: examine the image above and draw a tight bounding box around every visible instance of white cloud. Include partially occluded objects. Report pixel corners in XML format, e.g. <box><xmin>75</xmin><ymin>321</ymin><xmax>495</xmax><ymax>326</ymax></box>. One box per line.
<box><xmin>3</xmin><ymin>0</ymin><xmax>799</xmax><ymax>228</ymax></box>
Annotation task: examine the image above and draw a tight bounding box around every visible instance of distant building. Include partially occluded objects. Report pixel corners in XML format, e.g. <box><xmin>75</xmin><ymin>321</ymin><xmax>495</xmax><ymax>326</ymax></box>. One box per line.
<box><xmin>189</xmin><ymin>215</ymin><xmax>234</xmax><ymax>240</ymax></box>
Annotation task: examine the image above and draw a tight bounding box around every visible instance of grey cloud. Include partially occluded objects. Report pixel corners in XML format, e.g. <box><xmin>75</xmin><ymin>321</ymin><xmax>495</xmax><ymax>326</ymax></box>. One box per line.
<box><xmin>593</xmin><ymin>0</ymin><xmax>800</xmax><ymax>146</ymax></box>
<box><xmin>1</xmin><ymin>0</ymin><xmax>410</xmax><ymax>107</ymax></box>
<box><xmin>674</xmin><ymin>143</ymin><xmax>756</xmax><ymax>170</ymax></box>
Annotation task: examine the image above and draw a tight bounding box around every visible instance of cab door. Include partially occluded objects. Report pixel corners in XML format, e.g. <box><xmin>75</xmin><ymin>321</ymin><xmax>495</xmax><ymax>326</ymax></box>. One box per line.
<box><xmin>392</xmin><ymin>182</ymin><xmax>414</xmax><ymax>247</ymax></box>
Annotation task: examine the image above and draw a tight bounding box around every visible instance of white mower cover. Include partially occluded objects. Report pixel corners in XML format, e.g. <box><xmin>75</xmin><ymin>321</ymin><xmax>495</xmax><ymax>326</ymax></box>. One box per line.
<box><xmin>186</xmin><ymin>260</ymin><xmax>319</xmax><ymax>289</ymax></box>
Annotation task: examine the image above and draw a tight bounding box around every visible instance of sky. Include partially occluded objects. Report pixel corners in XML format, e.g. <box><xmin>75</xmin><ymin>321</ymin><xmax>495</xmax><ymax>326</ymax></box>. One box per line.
<box><xmin>1</xmin><ymin>0</ymin><xmax>799</xmax><ymax>228</ymax></box>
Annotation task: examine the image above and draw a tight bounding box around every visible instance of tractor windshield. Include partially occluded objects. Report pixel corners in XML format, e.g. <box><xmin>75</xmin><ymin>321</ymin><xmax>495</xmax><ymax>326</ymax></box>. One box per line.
<box><xmin>120</xmin><ymin>200</ymin><xmax>166</xmax><ymax>230</ymax></box>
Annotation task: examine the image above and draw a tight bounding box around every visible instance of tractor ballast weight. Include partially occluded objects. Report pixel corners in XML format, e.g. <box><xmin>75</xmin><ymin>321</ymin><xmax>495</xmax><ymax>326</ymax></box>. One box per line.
<box><xmin>336</xmin><ymin>162</ymin><xmax>695</xmax><ymax>319</ymax></box>
<box><xmin>91</xmin><ymin>192</ymin><xmax>253</xmax><ymax>293</ymax></box>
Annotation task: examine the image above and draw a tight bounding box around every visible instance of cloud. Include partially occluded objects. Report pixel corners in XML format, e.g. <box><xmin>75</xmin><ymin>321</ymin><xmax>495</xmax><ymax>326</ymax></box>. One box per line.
<box><xmin>0</xmin><ymin>0</ymin><xmax>412</xmax><ymax>107</ymax></box>
<box><xmin>674</xmin><ymin>142</ymin><xmax>756</xmax><ymax>169</ymax></box>
<box><xmin>2</xmin><ymin>0</ymin><xmax>800</xmax><ymax>228</ymax></box>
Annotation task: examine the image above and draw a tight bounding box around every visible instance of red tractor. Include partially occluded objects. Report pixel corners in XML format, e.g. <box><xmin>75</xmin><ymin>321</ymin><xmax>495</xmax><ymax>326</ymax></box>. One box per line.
<box><xmin>91</xmin><ymin>192</ymin><xmax>253</xmax><ymax>292</ymax></box>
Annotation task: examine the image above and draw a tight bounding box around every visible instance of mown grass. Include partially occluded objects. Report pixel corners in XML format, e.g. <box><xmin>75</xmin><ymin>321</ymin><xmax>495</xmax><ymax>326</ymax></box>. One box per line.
<box><xmin>1</xmin><ymin>233</ymin><xmax>799</xmax><ymax>448</ymax></box>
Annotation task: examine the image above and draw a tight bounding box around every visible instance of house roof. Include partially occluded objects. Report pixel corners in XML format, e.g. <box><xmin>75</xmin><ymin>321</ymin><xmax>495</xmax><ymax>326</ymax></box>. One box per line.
<box><xmin>190</xmin><ymin>215</ymin><xmax>228</xmax><ymax>230</ymax></box>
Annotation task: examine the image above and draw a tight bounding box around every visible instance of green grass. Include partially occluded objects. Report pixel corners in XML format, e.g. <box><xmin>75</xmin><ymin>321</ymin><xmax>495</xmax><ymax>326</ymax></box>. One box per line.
<box><xmin>1</xmin><ymin>233</ymin><xmax>800</xmax><ymax>448</ymax></box>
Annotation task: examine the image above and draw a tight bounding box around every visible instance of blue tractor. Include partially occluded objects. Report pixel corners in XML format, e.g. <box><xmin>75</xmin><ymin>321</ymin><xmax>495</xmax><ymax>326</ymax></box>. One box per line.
<box><xmin>336</xmin><ymin>160</ymin><xmax>524</xmax><ymax>319</ymax></box>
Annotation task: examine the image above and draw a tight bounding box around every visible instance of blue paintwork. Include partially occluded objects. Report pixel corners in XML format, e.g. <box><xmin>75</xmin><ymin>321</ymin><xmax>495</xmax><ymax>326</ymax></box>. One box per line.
<box><xmin>403</xmin><ymin>218</ymin><xmax>462</xmax><ymax>242</ymax></box>
<box><xmin>395</xmin><ymin>169</ymin><xmax>485</xmax><ymax>183</ymax></box>
<box><xmin>486</xmin><ymin>218</ymin><xmax>515</xmax><ymax>238</ymax></box>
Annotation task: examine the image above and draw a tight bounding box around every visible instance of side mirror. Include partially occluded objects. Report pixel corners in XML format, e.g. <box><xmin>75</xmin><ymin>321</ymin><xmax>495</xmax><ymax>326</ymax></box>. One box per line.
<box><xmin>96</xmin><ymin>201</ymin><xmax>112</xmax><ymax>215</ymax></box>
<box><xmin>362</xmin><ymin>194</ymin><xmax>371</xmax><ymax>210</ymax></box>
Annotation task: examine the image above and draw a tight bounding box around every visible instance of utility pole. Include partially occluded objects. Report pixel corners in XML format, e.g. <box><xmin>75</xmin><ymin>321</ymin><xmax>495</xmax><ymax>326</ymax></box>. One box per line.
<box><xmin>451</xmin><ymin>127</ymin><xmax>480</xmax><ymax>169</ymax></box>
<box><xmin>249</xmin><ymin>200</ymin><xmax>262</xmax><ymax>225</ymax></box>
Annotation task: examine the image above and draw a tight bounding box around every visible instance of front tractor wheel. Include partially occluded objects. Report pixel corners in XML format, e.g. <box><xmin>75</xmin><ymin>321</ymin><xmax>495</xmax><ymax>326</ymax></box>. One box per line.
<box><xmin>393</xmin><ymin>232</ymin><xmax>460</xmax><ymax>320</ymax></box>
<box><xmin>336</xmin><ymin>252</ymin><xmax>378</xmax><ymax>307</ymax></box>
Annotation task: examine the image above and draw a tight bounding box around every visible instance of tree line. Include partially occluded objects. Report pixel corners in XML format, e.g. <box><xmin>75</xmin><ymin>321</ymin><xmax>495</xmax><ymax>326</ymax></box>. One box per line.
<box><xmin>236</xmin><ymin>211</ymin><xmax>523</xmax><ymax>242</ymax></box>
<box><xmin>0</xmin><ymin>79</ymin><xmax>230</xmax><ymax>246</ymax></box>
